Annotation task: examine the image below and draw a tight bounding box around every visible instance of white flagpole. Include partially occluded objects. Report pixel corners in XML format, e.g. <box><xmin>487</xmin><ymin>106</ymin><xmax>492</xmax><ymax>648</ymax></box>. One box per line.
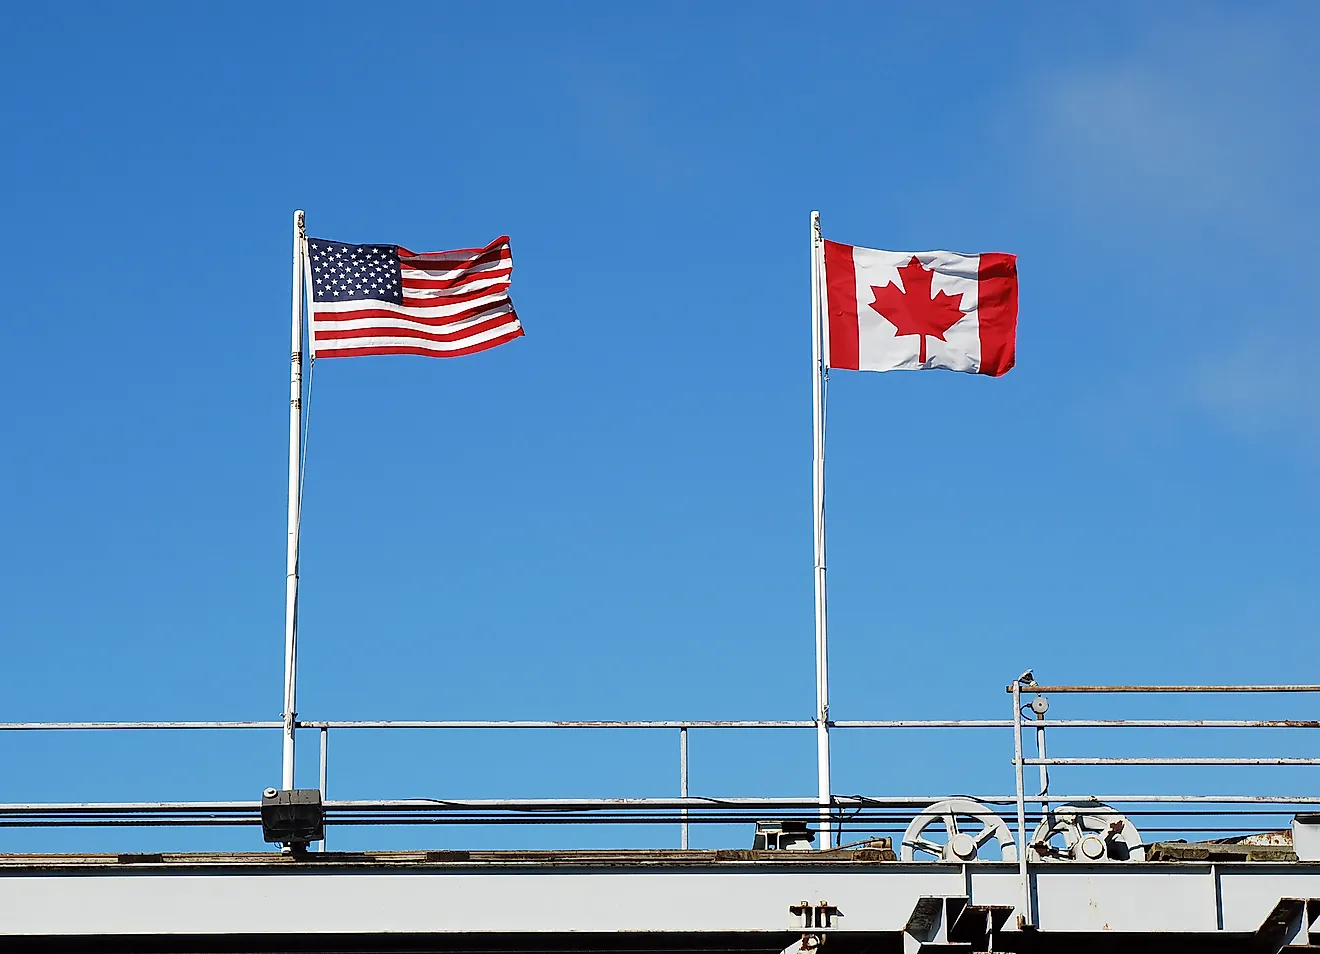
<box><xmin>281</xmin><ymin>209</ymin><xmax>307</xmax><ymax>790</ymax></box>
<box><xmin>810</xmin><ymin>210</ymin><xmax>832</xmax><ymax>848</ymax></box>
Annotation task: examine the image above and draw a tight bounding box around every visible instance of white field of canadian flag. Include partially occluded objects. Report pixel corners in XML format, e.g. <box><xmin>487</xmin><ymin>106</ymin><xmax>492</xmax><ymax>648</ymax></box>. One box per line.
<box><xmin>823</xmin><ymin>240</ymin><xmax>1017</xmax><ymax>376</ymax></box>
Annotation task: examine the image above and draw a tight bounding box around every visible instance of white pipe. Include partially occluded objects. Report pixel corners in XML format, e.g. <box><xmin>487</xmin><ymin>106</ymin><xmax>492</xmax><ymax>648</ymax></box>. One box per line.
<box><xmin>810</xmin><ymin>210</ymin><xmax>832</xmax><ymax>849</ymax></box>
<box><xmin>1035</xmin><ymin>709</ymin><xmax>1049</xmax><ymax>810</ymax></box>
<box><xmin>679</xmin><ymin>726</ymin><xmax>689</xmax><ymax>849</ymax></box>
<box><xmin>1012</xmin><ymin>680</ymin><xmax>1032</xmax><ymax>927</ymax></box>
<box><xmin>317</xmin><ymin>727</ymin><xmax>328</xmax><ymax>851</ymax></box>
<box><xmin>281</xmin><ymin>210</ymin><xmax>306</xmax><ymax>791</ymax></box>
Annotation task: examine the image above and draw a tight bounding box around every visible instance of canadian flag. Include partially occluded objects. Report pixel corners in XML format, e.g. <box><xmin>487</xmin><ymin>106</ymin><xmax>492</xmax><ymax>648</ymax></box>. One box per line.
<box><xmin>823</xmin><ymin>241</ymin><xmax>1017</xmax><ymax>376</ymax></box>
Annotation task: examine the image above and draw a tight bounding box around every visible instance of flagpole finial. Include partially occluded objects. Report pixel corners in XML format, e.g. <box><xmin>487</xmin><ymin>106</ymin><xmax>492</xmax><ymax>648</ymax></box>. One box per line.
<box><xmin>811</xmin><ymin>210</ymin><xmax>821</xmax><ymax>240</ymax></box>
<box><xmin>294</xmin><ymin>209</ymin><xmax>306</xmax><ymax>238</ymax></box>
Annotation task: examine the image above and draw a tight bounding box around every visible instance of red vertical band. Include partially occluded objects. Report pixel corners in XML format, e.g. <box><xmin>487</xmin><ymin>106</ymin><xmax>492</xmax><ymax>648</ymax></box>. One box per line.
<box><xmin>977</xmin><ymin>253</ymin><xmax>1017</xmax><ymax>376</ymax></box>
<box><xmin>823</xmin><ymin>240</ymin><xmax>859</xmax><ymax>371</ymax></box>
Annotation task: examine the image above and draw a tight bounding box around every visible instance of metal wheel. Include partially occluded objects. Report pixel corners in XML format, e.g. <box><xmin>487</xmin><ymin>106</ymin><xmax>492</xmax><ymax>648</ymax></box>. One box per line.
<box><xmin>900</xmin><ymin>798</ymin><xmax>1019</xmax><ymax>862</ymax></box>
<box><xmin>1028</xmin><ymin>803</ymin><xmax>1145</xmax><ymax>862</ymax></box>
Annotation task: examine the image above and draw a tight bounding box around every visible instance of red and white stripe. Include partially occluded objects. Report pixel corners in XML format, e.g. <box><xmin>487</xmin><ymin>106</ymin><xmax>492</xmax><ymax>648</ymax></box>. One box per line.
<box><xmin>310</xmin><ymin>237</ymin><xmax>523</xmax><ymax>359</ymax></box>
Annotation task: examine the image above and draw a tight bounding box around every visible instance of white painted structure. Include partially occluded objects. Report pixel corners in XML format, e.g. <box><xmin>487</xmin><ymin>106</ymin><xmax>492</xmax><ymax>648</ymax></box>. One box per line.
<box><xmin>4</xmin><ymin>679</ymin><xmax>1319</xmax><ymax>950</ymax></box>
<box><xmin>0</xmin><ymin>852</ymin><xmax>1317</xmax><ymax>951</ymax></box>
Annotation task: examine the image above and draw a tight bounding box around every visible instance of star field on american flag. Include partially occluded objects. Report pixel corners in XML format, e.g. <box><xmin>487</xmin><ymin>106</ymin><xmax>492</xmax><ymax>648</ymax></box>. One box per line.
<box><xmin>308</xmin><ymin>240</ymin><xmax>403</xmax><ymax>304</ymax></box>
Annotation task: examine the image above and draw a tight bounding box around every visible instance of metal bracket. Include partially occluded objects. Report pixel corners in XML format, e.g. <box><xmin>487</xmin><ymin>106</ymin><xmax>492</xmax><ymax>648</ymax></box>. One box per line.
<box><xmin>904</xmin><ymin>896</ymin><xmax>1013</xmax><ymax>953</ymax></box>
<box><xmin>789</xmin><ymin>900</ymin><xmax>839</xmax><ymax>930</ymax></box>
<box><xmin>1254</xmin><ymin>897</ymin><xmax>1320</xmax><ymax>952</ymax></box>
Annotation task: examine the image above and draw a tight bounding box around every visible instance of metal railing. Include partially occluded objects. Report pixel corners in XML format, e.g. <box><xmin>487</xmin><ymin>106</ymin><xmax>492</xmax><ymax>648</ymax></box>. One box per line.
<box><xmin>1005</xmin><ymin>676</ymin><xmax>1320</xmax><ymax>926</ymax></box>
<box><xmin>0</xmin><ymin>675</ymin><xmax>1317</xmax><ymax>872</ymax></box>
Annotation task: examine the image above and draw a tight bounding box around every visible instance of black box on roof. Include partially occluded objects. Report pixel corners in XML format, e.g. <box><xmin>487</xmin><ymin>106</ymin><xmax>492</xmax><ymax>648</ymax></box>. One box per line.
<box><xmin>261</xmin><ymin>788</ymin><xmax>324</xmax><ymax>846</ymax></box>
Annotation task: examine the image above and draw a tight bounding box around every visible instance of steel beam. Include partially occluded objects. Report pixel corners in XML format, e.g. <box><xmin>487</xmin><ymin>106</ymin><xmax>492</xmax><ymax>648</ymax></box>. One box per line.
<box><xmin>0</xmin><ymin>855</ymin><xmax>1317</xmax><ymax>941</ymax></box>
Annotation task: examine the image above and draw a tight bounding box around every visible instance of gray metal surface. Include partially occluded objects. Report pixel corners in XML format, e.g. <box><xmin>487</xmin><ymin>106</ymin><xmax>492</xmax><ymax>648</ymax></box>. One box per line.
<box><xmin>0</xmin><ymin>852</ymin><xmax>1315</xmax><ymax>941</ymax></box>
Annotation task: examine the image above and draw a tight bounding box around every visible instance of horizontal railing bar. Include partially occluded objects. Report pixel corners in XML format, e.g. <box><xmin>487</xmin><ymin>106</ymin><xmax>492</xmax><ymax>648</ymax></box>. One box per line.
<box><xmin>838</xmin><ymin>720</ymin><xmax>1320</xmax><ymax>729</ymax></box>
<box><xmin>0</xmin><ymin>823</ymin><xmax>256</xmax><ymax>830</ymax></box>
<box><xmin>1032</xmin><ymin>720</ymin><xmax>1320</xmax><ymax>728</ymax></box>
<box><xmin>1008</xmin><ymin>684</ymin><xmax>1320</xmax><ymax>694</ymax></box>
<box><xmin>0</xmin><ymin>802</ymin><xmax>260</xmax><ymax>813</ymax></box>
<box><xmin>304</xmin><ymin>720</ymin><xmax>1015</xmax><ymax>730</ymax></box>
<box><xmin>0</xmin><ymin>721</ymin><xmax>283</xmax><ymax>731</ymax></box>
<box><xmin>1030</xmin><ymin>758</ymin><xmax>1320</xmax><ymax>767</ymax></box>
<box><xmin>0</xmin><ymin>718</ymin><xmax>1007</xmax><ymax>731</ymax></box>
<box><xmin>0</xmin><ymin>717</ymin><xmax>1312</xmax><ymax>731</ymax></box>
<box><xmin>830</xmin><ymin>720</ymin><xmax>1011</xmax><ymax>728</ymax></box>
<box><xmin>836</xmin><ymin>719</ymin><xmax>1317</xmax><ymax>729</ymax></box>
<box><xmin>297</xmin><ymin>720</ymin><xmax>817</xmax><ymax>729</ymax></box>
<box><xmin>1018</xmin><ymin>794</ymin><xmax>1320</xmax><ymax>804</ymax></box>
<box><xmin>0</xmin><ymin>719</ymin><xmax>1017</xmax><ymax>730</ymax></box>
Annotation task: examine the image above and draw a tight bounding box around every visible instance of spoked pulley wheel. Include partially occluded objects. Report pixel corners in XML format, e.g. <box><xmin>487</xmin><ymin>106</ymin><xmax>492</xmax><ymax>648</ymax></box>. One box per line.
<box><xmin>900</xmin><ymin>797</ymin><xmax>1019</xmax><ymax>862</ymax></box>
<box><xmin>1028</xmin><ymin>802</ymin><xmax>1146</xmax><ymax>862</ymax></box>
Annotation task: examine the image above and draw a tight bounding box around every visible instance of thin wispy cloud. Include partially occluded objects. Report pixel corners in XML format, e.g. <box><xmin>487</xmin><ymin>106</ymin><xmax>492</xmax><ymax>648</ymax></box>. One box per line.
<box><xmin>1025</xmin><ymin>12</ymin><xmax>1319</xmax><ymax>439</ymax></box>
<box><xmin>1032</xmin><ymin>18</ymin><xmax>1310</xmax><ymax>224</ymax></box>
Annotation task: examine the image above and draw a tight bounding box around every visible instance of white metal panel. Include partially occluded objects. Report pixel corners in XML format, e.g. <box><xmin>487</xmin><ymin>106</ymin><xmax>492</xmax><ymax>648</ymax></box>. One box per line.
<box><xmin>0</xmin><ymin>867</ymin><xmax>967</xmax><ymax>937</ymax></box>
<box><xmin>1030</xmin><ymin>869</ymin><xmax>1216</xmax><ymax>933</ymax></box>
<box><xmin>1218</xmin><ymin>868</ymin><xmax>1320</xmax><ymax>932</ymax></box>
<box><xmin>0</xmin><ymin>863</ymin><xmax>1318</xmax><ymax>938</ymax></box>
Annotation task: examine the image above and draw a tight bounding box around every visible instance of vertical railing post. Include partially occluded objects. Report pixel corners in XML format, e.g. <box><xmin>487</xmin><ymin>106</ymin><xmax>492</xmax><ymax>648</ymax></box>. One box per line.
<box><xmin>679</xmin><ymin>725</ymin><xmax>689</xmax><ymax>849</ymax></box>
<box><xmin>317</xmin><ymin>726</ymin><xmax>328</xmax><ymax>852</ymax></box>
<box><xmin>1012</xmin><ymin>679</ymin><xmax>1032</xmax><ymax>928</ymax></box>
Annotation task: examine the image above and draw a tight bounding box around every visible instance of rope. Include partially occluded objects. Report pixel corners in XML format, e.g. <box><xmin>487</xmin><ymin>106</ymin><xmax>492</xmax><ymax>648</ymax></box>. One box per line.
<box><xmin>298</xmin><ymin>353</ymin><xmax>313</xmax><ymax>516</ymax></box>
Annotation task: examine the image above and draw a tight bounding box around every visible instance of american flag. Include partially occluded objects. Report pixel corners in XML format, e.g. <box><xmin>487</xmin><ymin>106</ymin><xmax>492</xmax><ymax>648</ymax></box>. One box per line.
<box><xmin>306</xmin><ymin>236</ymin><xmax>523</xmax><ymax>358</ymax></box>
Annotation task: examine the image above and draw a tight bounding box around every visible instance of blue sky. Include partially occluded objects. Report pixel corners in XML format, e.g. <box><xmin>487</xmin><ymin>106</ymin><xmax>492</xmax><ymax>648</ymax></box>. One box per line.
<box><xmin>0</xmin><ymin>2</ymin><xmax>1316</xmax><ymax>852</ymax></box>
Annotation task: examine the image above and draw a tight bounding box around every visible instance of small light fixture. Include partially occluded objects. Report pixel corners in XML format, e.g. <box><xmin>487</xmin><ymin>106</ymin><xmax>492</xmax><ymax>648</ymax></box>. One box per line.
<box><xmin>261</xmin><ymin>788</ymin><xmax>325</xmax><ymax>849</ymax></box>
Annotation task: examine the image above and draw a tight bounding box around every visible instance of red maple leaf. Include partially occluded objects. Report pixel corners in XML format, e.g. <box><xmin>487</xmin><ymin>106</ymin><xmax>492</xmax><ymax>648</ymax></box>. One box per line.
<box><xmin>868</xmin><ymin>257</ymin><xmax>967</xmax><ymax>363</ymax></box>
